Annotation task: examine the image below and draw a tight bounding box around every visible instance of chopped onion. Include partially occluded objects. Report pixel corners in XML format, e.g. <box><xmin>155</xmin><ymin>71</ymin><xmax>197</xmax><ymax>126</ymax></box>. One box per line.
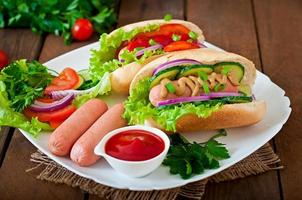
<box><xmin>157</xmin><ymin>95</ymin><xmax>210</xmax><ymax>107</ymax></box>
<box><xmin>197</xmin><ymin>41</ymin><xmax>207</xmax><ymax>48</ymax></box>
<box><xmin>153</xmin><ymin>59</ymin><xmax>201</xmax><ymax>76</ymax></box>
<box><xmin>51</xmin><ymin>86</ymin><xmax>96</xmax><ymax>100</ymax></box>
<box><xmin>30</xmin><ymin>94</ymin><xmax>74</xmax><ymax>112</ymax></box>
<box><xmin>135</xmin><ymin>44</ymin><xmax>163</xmax><ymax>57</ymax></box>
<box><xmin>200</xmin><ymin>92</ymin><xmax>243</xmax><ymax>98</ymax></box>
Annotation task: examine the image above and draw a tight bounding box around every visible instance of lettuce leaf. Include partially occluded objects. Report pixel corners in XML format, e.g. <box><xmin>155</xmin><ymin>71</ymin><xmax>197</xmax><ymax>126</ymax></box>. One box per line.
<box><xmin>0</xmin><ymin>81</ymin><xmax>52</xmax><ymax>137</ymax></box>
<box><xmin>123</xmin><ymin>78</ymin><xmax>222</xmax><ymax>132</ymax></box>
<box><xmin>73</xmin><ymin>72</ymin><xmax>111</xmax><ymax>107</ymax></box>
<box><xmin>89</xmin><ymin>23</ymin><xmax>160</xmax><ymax>81</ymax></box>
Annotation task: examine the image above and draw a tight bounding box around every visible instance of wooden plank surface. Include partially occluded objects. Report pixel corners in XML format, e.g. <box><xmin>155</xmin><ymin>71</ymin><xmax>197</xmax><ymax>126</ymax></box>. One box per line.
<box><xmin>187</xmin><ymin>0</ymin><xmax>281</xmax><ymax>199</ymax></box>
<box><xmin>253</xmin><ymin>0</ymin><xmax>302</xmax><ymax>199</ymax></box>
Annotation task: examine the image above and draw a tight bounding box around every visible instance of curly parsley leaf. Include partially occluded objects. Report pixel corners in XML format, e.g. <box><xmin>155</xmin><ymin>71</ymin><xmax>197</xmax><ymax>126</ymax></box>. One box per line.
<box><xmin>163</xmin><ymin>130</ymin><xmax>230</xmax><ymax>179</ymax></box>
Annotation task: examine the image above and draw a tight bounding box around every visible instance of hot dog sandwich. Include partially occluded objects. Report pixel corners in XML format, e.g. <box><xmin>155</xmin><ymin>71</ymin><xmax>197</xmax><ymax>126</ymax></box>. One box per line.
<box><xmin>123</xmin><ymin>48</ymin><xmax>266</xmax><ymax>132</ymax></box>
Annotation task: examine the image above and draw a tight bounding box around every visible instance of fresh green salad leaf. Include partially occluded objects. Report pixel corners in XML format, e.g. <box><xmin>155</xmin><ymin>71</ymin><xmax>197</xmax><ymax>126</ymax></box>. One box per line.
<box><xmin>89</xmin><ymin>23</ymin><xmax>161</xmax><ymax>81</ymax></box>
<box><xmin>0</xmin><ymin>61</ymin><xmax>53</xmax><ymax>136</ymax></box>
<box><xmin>73</xmin><ymin>72</ymin><xmax>111</xmax><ymax>107</ymax></box>
<box><xmin>164</xmin><ymin>14</ymin><xmax>173</xmax><ymax>21</ymax></box>
<box><xmin>163</xmin><ymin>130</ymin><xmax>230</xmax><ymax>179</ymax></box>
<box><xmin>123</xmin><ymin>78</ymin><xmax>222</xmax><ymax>132</ymax></box>
<box><xmin>0</xmin><ymin>60</ymin><xmax>52</xmax><ymax>112</ymax></box>
<box><xmin>0</xmin><ymin>0</ymin><xmax>117</xmax><ymax>44</ymax></box>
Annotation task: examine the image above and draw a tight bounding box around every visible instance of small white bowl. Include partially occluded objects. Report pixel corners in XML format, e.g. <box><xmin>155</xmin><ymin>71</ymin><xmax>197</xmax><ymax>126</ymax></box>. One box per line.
<box><xmin>94</xmin><ymin>125</ymin><xmax>170</xmax><ymax>178</ymax></box>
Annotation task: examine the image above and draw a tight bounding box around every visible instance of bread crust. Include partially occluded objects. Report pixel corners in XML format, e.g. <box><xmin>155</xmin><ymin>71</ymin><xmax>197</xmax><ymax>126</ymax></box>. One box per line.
<box><xmin>109</xmin><ymin>20</ymin><xmax>205</xmax><ymax>94</ymax></box>
<box><xmin>146</xmin><ymin>101</ymin><xmax>266</xmax><ymax>132</ymax></box>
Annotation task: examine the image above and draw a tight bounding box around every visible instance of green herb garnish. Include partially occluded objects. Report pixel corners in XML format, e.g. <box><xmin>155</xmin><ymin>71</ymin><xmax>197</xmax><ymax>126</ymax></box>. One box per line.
<box><xmin>163</xmin><ymin>130</ymin><xmax>230</xmax><ymax>179</ymax></box>
<box><xmin>164</xmin><ymin>14</ymin><xmax>173</xmax><ymax>21</ymax></box>
<box><xmin>165</xmin><ymin>82</ymin><xmax>176</xmax><ymax>93</ymax></box>
<box><xmin>198</xmin><ymin>71</ymin><xmax>208</xmax><ymax>81</ymax></box>
<box><xmin>0</xmin><ymin>0</ymin><xmax>117</xmax><ymax>44</ymax></box>
<box><xmin>214</xmin><ymin>83</ymin><xmax>226</xmax><ymax>92</ymax></box>
<box><xmin>188</xmin><ymin>31</ymin><xmax>198</xmax><ymax>40</ymax></box>
<box><xmin>172</xmin><ymin>34</ymin><xmax>181</xmax><ymax>41</ymax></box>
<box><xmin>149</xmin><ymin>39</ymin><xmax>157</xmax><ymax>46</ymax></box>
<box><xmin>202</xmin><ymin>82</ymin><xmax>210</xmax><ymax>94</ymax></box>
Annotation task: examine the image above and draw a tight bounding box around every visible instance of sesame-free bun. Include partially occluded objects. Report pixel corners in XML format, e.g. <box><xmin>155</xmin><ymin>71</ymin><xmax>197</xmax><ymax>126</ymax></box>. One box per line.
<box><xmin>110</xmin><ymin>20</ymin><xmax>205</xmax><ymax>94</ymax></box>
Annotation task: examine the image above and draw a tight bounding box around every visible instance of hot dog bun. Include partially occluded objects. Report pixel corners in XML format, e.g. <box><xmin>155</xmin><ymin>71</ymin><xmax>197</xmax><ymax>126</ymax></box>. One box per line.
<box><xmin>130</xmin><ymin>48</ymin><xmax>266</xmax><ymax>132</ymax></box>
<box><xmin>110</xmin><ymin>20</ymin><xmax>205</xmax><ymax>94</ymax></box>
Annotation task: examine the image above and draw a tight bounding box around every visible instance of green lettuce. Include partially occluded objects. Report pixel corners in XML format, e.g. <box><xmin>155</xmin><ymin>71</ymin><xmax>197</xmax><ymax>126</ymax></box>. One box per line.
<box><xmin>89</xmin><ymin>23</ymin><xmax>161</xmax><ymax>81</ymax></box>
<box><xmin>0</xmin><ymin>81</ymin><xmax>52</xmax><ymax>137</ymax></box>
<box><xmin>73</xmin><ymin>72</ymin><xmax>111</xmax><ymax>107</ymax></box>
<box><xmin>123</xmin><ymin>78</ymin><xmax>222</xmax><ymax>132</ymax></box>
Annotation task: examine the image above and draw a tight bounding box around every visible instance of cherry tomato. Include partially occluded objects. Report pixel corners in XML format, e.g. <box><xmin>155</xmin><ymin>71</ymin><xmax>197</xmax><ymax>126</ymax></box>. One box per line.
<box><xmin>72</xmin><ymin>19</ymin><xmax>94</xmax><ymax>41</ymax></box>
<box><xmin>45</xmin><ymin>68</ymin><xmax>80</xmax><ymax>94</ymax></box>
<box><xmin>163</xmin><ymin>41</ymin><xmax>199</xmax><ymax>52</ymax></box>
<box><xmin>127</xmin><ymin>37</ymin><xmax>150</xmax><ymax>51</ymax></box>
<box><xmin>23</xmin><ymin>105</ymin><xmax>77</xmax><ymax>122</ymax></box>
<box><xmin>0</xmin><ymin>49</ymin><xmax>9</xmax><ymax>69</ymax></box>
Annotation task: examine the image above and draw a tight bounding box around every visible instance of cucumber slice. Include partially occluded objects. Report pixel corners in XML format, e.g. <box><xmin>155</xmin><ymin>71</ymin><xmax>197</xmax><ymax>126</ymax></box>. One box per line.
<box><xmin>177</xmin><ymin>65</ymin><xmax>213</xmax><ymax>78</ymax></box>
<box><xmin>238</xmin><ymin>84</ymin><xmax>252</xmax><ymax>96</ymax></box>
<box><xmin>77</xmin><ymin>69</ymin><xmax>91</xmax><ymax>81</ymax></box>
<box><xmin>150</xmin><ymin>66</ymin><xmax>180</xmax><ymax>88</ymax></box>
<box><xmin>218</xmin><ymin>96</ymin><xmax>253</xmax><ymax>103</ymax></box>
<box><xmin>214</xmin><ymin>62</ymin><xmax>244</xmax><ymax>85</ymax></box>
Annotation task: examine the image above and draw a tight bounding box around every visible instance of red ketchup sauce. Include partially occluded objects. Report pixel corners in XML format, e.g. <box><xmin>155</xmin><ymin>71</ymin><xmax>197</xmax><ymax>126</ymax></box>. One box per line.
<box><xmin>105</xmin><ymin>130</ymin><xmax>165</xmax><ymax>161</ymax></box>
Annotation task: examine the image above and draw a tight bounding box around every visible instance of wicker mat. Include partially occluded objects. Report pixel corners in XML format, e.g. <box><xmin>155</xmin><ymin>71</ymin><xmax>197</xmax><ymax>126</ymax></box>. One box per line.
<box><xmin>27</xmin><ymin>143</ymin><xmax>282</xmax><ymax>200</ymax></box>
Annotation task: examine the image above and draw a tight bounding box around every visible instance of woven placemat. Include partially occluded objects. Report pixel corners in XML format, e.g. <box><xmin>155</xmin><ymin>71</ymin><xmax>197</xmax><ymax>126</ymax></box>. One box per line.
<box><xmin>27</xmin><ymin>143</ymin><xmax>282</xmax><ymax>200</ymax></box>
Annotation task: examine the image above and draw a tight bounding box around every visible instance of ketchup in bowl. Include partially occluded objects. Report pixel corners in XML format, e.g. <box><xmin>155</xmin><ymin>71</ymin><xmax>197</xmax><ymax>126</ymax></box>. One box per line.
<box><xmin>105</xmin><ymin>130</ymin><xmax>165</xmax><ymax>161</ymax></box>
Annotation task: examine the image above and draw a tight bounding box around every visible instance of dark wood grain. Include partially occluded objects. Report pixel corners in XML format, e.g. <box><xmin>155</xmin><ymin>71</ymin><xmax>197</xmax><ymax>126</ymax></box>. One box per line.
<box><xmin>118</xmin><ymin>0</ymin><xmax>184</xmax><ymax>26</ymax></box>
<box><xmin>0</xmin><ymin>133</ymin><xmax>84</xmax><ymax>200</ymax></box>
<box><xmin>187</xmin><ymin>0</ymin><xmax>281</xmax><ymax>199</ymax></box>
<box><xmin>253</xmin><ymin>0</ymin><xmax>302</xmax><ymax>199</ymax></box>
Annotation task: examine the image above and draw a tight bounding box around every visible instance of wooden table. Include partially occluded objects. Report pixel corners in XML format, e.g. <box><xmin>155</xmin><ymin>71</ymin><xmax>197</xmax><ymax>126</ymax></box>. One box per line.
<box><xmin>0</xmin><ymin>0</ymin><xmax>301</xmax><ymax>199</ymax></box>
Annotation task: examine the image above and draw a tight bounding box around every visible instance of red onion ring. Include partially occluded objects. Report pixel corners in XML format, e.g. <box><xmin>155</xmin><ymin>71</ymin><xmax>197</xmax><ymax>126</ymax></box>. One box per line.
<box><xmin>30</xmin><ymin>94</ymin><xmax>74</xmax><ymax>112</ymax></box>
<box><xmin>153</xmin><ymin>59</ymin><xmax>201</xmax><ymax>76</ymax></box>
<box><xmin>135</xmin><ymin>44</ymin><xmax>163</xmax><ymax>57</ymax></box>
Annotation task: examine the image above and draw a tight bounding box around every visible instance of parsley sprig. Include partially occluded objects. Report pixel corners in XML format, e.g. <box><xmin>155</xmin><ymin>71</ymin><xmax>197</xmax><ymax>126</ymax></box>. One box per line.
<box><xmin>163</xmin><ymin>130</ymin><xmax>230</xmax><ymax>179</ymax></box>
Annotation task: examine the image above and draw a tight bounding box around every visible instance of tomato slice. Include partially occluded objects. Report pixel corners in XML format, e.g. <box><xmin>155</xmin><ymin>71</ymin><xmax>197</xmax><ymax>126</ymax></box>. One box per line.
<box><xmin>127</xmin><ymin>37</ymin><xmax>150</xmax><ymax>51</ymax></box>
<box><xmin>49</xmin><ymin>120</ymin><xmax>64</xmax><ymax>129</ymax></box>
<box><xmin>45</xmin><ymin>68</ymin><xmax>79</xmax><ymax>94</ymax></box>
<box><xmin>163</xmin><ymin>41</ymin><xmax>199</xmax><ymax>52</ymax></box>
<box><xmin>23</xmin><ymin>105</ymin><xmax>77</xmax><ymax>122</ymax></box>
<box><xmin>152</xmin><ymin>35</ymin><xmax>173</xmax><ymax>46</ymax></box>
<box><xmin>159</xmin><ymin>24</ymin><xmax>190</xmax><ymax>36</ymax></box>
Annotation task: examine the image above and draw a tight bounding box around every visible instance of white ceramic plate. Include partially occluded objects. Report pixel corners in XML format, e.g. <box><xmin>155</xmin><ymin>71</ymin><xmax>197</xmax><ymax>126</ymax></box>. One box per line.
<box><xmin>19</xmin><ymin>42</ymin><xmax>291</xmax><ymax>191</ymax></box>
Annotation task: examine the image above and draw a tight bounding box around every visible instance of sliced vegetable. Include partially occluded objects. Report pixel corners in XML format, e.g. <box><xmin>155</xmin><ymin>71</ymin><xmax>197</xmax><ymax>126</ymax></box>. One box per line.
<box><xmin>157</xmin><ymin>95</ymin><xmax>210</xmax><ymax>107</ymax></box>
<box><xmin>73</xmin><ymin>75</ymin><xmax>84</xmax><ymax>89</ymax></box>
<box><xmin>49</xmin><ymin>120</ymin><xmax>64</xmax><ymax>129</ymax></box>
<box><xmin>165</xmin><ymin>82</ymin><xmax>176</xmax><ymax>93</ymax></box>
<box><xmin>29</xmin><ymin>94</ymin><xmax>74</xmax><ymax>112</ymax></box>
<box><xmin>163</xmin><ymin>41</ymin><xmax>199</xmax><ymax>52</ymax></box>
<box><xmin>238</xmin><ymin>84</ymin><xmax>252</xmax><ymax>96</ymax></box>
<box><xmin>214</xmin><ymin>63</ymin><xmax>244</xmax><ymax>86</ymax></box>
<box><xmin>23</xmin><ymin>105</ymin><xmax>77</xmax><ymax>122</ymax></box>
<box><xmin>45</xmin><ymin>68</ymin><xmax>80</xmax><ymax>94</ymax></box>
<box><xmin>77</xmin><ymin>69</ymin><xmax>91</xmax><ymax>81</ymax></box>
<box><xmin>150</xmin><ymin>66</ymin><xmax>180</xmax><ymax>88</ymax></box>
<box><xmin>153</xmin><ymin>59</ymin><xmax>201</xmax><ymax>76</ymax></box>
<box><xmin>177</xmin><ymin>64</ymin><xmax>213</xmax><ymax>78</ymax></box>
<box><xmin>135</xmin><ymin>44</ymin><xmax>163</xmax><ymax>57</ymax></box>
<box><xmin>200</xmin><ymin>92</ymin><xmax>243</xmax><ymax>98</ymax></box>
<box><xmin>0</xmin><ymin>49</ymin><xmax>9</xmax><ymax>69</ymax></box>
